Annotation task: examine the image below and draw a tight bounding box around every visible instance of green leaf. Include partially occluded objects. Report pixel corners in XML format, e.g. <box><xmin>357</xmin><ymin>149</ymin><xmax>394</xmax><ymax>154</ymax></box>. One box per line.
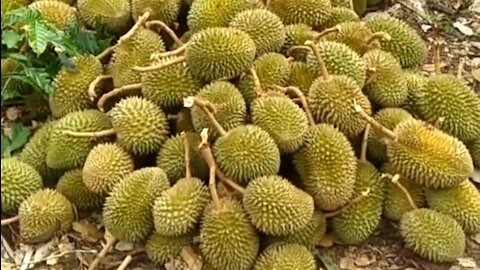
<box><xmin>26</xmin><ymin>19</ymin><xmax>52</xmax><ymax>56</ymax></box>
<box><xmin>1</xmin><ymin>133</ymin><xmax>12</xmax><ymax>157</ymax></box>
<box><xmin>317</xmin><ymin>253</ymin><xmax>341</xmax><ymax>270</ymax></box>
<box><xmin>2</xmin><ymin>52</ymin><xmax>30</xmax><ymax>63</ymax></box>
<box><xmin>8</xmin><ymin>122</ymin><xmax>31</xmax><ymax>153</ymax></box>
<box><xmin>65</xmin><ymin>20</ymin><xmax>112</xmax><ymax>55</ymax></box>
<box><xmin>1</xmin><ymin>8</ymin><xmax>39</xmax><ymax>29</ymax></box>
<box><xmin>1</xmin><ymin>83</ymin><xmax>23</xmax><ymax>100</ymax></box>
<box><xmin>2</xmin><ymin>29</ymin><xmax>23</xmax><ymax>49</ymax></box>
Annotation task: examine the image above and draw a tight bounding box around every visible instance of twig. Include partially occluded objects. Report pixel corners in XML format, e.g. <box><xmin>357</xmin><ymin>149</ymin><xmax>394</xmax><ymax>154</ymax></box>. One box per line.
<box><xmin>117</xmin><ymin>11</ymin><xmax>151</xmax><ymax>45</ymax></box>
<box><xmin>95</xmin><ymin>46</ymin><xmax>116</xmax><ymax>61</ymax></box>
<box><xmin>250</xmin><ymin>67</ymin><xmax>264</xmax><ymax>98</ymax></box>
<box><xmin>382</xmin><ymin>173</ymin><xmax>418</xmax><ymax>210</ymax></box>
<box><xmin>198</xmin><ymin>129</ymin><xmax>221</xmax><ymax>209</ymax></box>
<box><xmin>153</xmin><ymin>43</ymin><xmax>187</xmax><ymax>59</ymax></box>
<box><xmin>1</xmin><ymin>233</ymin><xmax>18</xmax><ymax>265</ymax></box>
<box><xmin>273</xmin><ymin>85</ymin><xmax>315</xmax><ymax>127</ymax></box>
<box><xmin>305</xmin><ymin>40</ymin><xmax>330</xmax><ymax>80</ymax></box>
<box><xmin>433</xmin><ymin>39</ymin><xmax>443</xmax><ymax>75</ymax></box>
<box><xmin>133</xmin><ymin>56</ymin><xmax>186</xmax><ymax>72</ymax></box>
<box><xmin>145</xmin><ymin>20</ymin><xmax>183</xmax><ymax>47</ymax></box>
<box><xmin>361</xmin><ymin>124</ymin><xmax>370</xmax><ymax>162</ymax></box>
<box><xmin>88</xmin><ymin>232</ymin><xmax>117</xmax><ymax>270</ymax></box>
<box><xmin>457</xmin><ymin>57</ymin><xmax>465</xmax><ymax>79</ymax></box>
<box><xmin>312</xmin><ymin>26</ymin><xmax>338</xmax><ymax>42</ymax></box>
<box><xmin>61</xmin><ymin>128</ymin><xmax>116</xmax><ymax>138</ymax></box>
<box><xmin>88</xmin><ymin>75</ymin><xmax>112</xmax><ymax>101</ymax></box>
<box><xmin>353</xmin><ymin>100</ymin><xmax>397</xmax><ymax>141</ymax></box>
<box><xmin>287</xmin><ymin>45</ymin><xmax>311</xmax><ymax>57</ymax></box>
<box><xmin>97</xmin><ymin>83</ymin><xmax>142</xmax><ymax>112</ymax></box>
<box><xmin>116</xmin><ymin>255</ymin><xmax>132</xmax><ymax>270</ymax></box>
<box><xmin>1</xmin><ymin>216</ymin><xmax>19</xmax><ymax>226</ymax></box>
<box><xmin>184</xmin><ymin>96</ymin><xmax>226</xmax><ymax>136</ymax></box>
<box><xmin>181</xmin><ymin>132</ymin><xmax>191</xmax><ymax>178</ymax></box>
<box><xmin>365</xmin><ymin>32</ymin><xmax>391</xmax><ymax>45</ymax></box>
<box><xmin>324</xmin><ymin>188</ymin><xmax>370</xmax><ymax>218</ymax></box>
<box><xmin>26</xmin><ymin>250</ymin><xmax>97</xmax><ymax>265</ymax></box>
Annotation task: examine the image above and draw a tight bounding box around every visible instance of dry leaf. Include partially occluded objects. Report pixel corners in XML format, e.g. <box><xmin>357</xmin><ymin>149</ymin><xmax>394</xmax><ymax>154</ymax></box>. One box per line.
<box><xmin>72</xmin><ymin>221</ymin><xmax>103</xmax><ymax>244</ymax></box>
<box><xmin>354</xmin><ymin>254</ymin><xmax>376</xmax><ymax>267</ymax></box>
<box><xmin>472</xmin><ymin>233</ymin><xmax>480</xmax><ymax>244</ymax></box>
<box><xmin>471</xmin><ymin>68</ymin><xmax>480</xmax><ymax>82</ymax></box>
<box><xmin>453</xmin><ymin>22</ymin><xmax>474</xmax><ymax>36</ymax></box>
<box><xmin>339</xmin><ymin>257</ymin><xmax>355</xmax><ymax>270</ymax></box>
<box><xmin>318</xmin><ymin>233</ymin><xmax>337</xmax><ymax>248</ymax></box>
<box><xmin>180</xmin><ymin>246</ymin><xmax>202</xmax><ymax>270</ymax></box>
<box><xmin>32</xmin><ymin>239</ymin><xmax>55</xmax><ymax>263</ymax></box>
<box><xmin>457</xmin><ymin>257</ymin><xmax>478</xmax><ymax>268</ymax></box>
<box><xmin>115</xmin><ymin>241</ymin><xmax>134</xmax><ymax>251</ymax></box>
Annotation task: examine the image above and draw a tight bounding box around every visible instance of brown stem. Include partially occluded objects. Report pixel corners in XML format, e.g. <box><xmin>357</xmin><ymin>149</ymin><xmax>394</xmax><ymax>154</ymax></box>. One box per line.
<box><xmin>324</xmin><ymin>188</ymin><xmax>370</xmax><ymax>218</ymax></box>
<box><xmin>382</xmin><ymin>173</ymin><xmax>418</xmax><ymax>210</ymax></box>
<box><xmin>364</xmin><ymin>31</ymin><xmax>391</xmax><ymax>46</ymax></box>
<box><xmin>274</xmin><ymin>85</ymin><xmax>315</xmax><ymax>127</ymax></box>
<box><xmin>183</xmin><ymin>96</ymin><xmax>226</xmax><ymax>136</ymax></box>
<box><xmin>61</xmin><ymin>128</ymin><xmax>116</xmax><ymax>138</ymax></box>
<box><xmin>250</xmin><ymin>67</ymin><xmax>264</xmax><ymax>98</ymax></box>
<box><xmin>133</xmin><ymin>56</ymin><xmax>186</xmax><ymax>72</ymax></box>
<box><xmin>95</xmin><ymin>45</ymin><xmax>116</xmax><ymax>61</ymax></box>
<box><xmin>154</xmin><ymin>43</ymin><xmax>188</xmax><ymax>59</ymax></box>
<box><xmin>117</xmin><ymin>12</ymin><xmax>151</xmax><ymax>45</ymax></box>
<box><xmin>1</xmin><ymin>216</ymin><xmax>19</xmax><ymax>226</ymax></box>
<box><xmin>198</xmin><ymin>129</ymin><xmax>221</xmax><ymax>209</ymax></box>
<box><xmin>88</xmin><ymin>75</ymin><xmax>112</xmax><ymax>101</ymax></box>
<box><xmin>116</xmin><ymin>255</ymin><xmax>132</xmax><ymax>270</ymax></box>
<box><xmin>365</xmin><ymin>67</ymin><xmax>378</xmax><ymax>86</ymax></box>
<box><xmin>312</xmin><ymin>26</ymin><xmax>339</xmax><ymax>42</ymax></box>
<box><xmin>287</xmin><ymin>45</ymin><xmax>311</xmax><ymax>57</ymax></box>
<box><xmin>457</xmin><ymin>57</ymin><xmax>465</xmax><ymax>79</ymax></box>
<box><xmin>305</xmin><ymin>40</ymin><xmax>330</xmax><ymax>80</ymax></box>
<box><xmin>353</xmin><ymin>101</ymin><xmax>397</xmax><ymax>141</ymax></box>
<box><xmin>433</xmin><ymin>40</ymin><xmax>442</xmax><ymax>75</ymax></box>
<box><xmin>145</xmin><ymin>20</ymin><xmax>183</xmax><ymax>47</ymax></box>
<box><xmin>88</xmin><ymin>232</ymin><xmax>117</xmax><ymax>270</ymax></box>
<box><xmin>97</xmin><ymin>83</ymin><xmax>142</xmax><ymax>112</ymax></box>
<box><xmin>361</xmin><ymin>124</ymin><xmax>370</xmax><ymax>162</ymax></box>
<box><xmin>181</xmin><ymin>132</ymin><xmax>191</xmax><ymax>179</ymax></box>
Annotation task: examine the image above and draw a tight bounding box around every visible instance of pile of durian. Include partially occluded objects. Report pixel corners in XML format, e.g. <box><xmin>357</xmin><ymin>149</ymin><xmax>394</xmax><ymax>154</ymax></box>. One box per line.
<box><xmin>2</xmin><ymin>0</ymin><xmax>480</xmax><ymax>269</ymax></box>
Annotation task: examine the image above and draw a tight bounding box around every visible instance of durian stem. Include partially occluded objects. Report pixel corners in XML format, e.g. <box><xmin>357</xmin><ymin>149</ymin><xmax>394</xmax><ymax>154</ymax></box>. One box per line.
<box><xmin>273</xmin><ymin>85</ymin><xmax>315</xmax><ymax>127</ymax></box>
<box><xmin>365</xmin><ymin>67</ymin><xmax>378</xmax><ymax>85</ymax></box>
<box><xmin>287</xmin><ymin>45</ymin><xmax>311</xmax><ymax>58</ymax></box>
<box><xmin>117</xmin><ymin>11</ymin><xmax>151</xmax><ymax>45</ymax></box>
<box><xmin>198</xmin><ymin>129</ymin><xmax>221</xmax><ymax>209</ymax></box>
<box><xmin>97</xmin><ymin>83</ymin><xmax>142</xmax><ymax>112</ymax></box>
<box><xmin>132</xmin><ymin>56</ymin><xmax>186</xmax><ymax>72</ymax></box>
<box><xmin>457</xmin><ymin>57</ymin><xmax>465</xmax><ymax>79</ymax></box>
<box><xmin>88</xmin><ymin>75</ymin><xmax>112</xmax><ymax>101</ymax></box>
<box><xmin>305</xmin><ymin>40</ymin><xmax>330</xmax><ymax>80</ymax></box>
<box><xmin>324</xmin><ymin>188</ymin><xmax>371</xmax><ymax>218</ymax></box>
<box><xmin>184</xmin><ymin>96</ymin><xmax>226</xmax><ymax>136</ymax></box>
<box><xmin>353</xmin><ymin>101</ymin><xmax>398</xmax><ymax>141</ymax></box>
<box><xmin>145</xmin><ymin>20</ymin><xmax>183</xmax><ymax>47</ymax></box>
<box><xmin>312</xmin><ymin>26</ymin><xmax>339</xmax><ymax>42</ymax></box>
<box><xmin>95</xmin><ymin>45</ymin><xmax>116</xmax><ymax>61</ymax></box>
<box><xmin>61</xmin><ymin>128</ymin><xmax>116</xmax><ymax>138</ymax></box>
<box><xmin>154</xmin><ymin>43</ymin><xmax>188</xmax><ymax>58</ymax></box>
<box><xmin>382</xmin><ymin>173</ymin><xmax>418</xmax><ymax>210</ymax></box>
<box><xmin>361</xmin><ymin>124</ymin><xmax>370</xmax><ymax>162</ymax></box>
<box><xmin>364</xmin><ymin>31</ymin><xmax>391</xmax><ymax>46</ymax></box>
<box><xmin>433</xmin><ymin>40</ymin><xmax>442</xmax><ymax>75</ymax></box>
<box><xmin>116</xmin><ymin>254</ymin><xmax>132</xmax><ymax>270</ymax></box>
<box><xmin>1</xmin><ymin>216</ymin><xmax>19</xmax><ymax>226</ymax></box>
<box><xmin>250</xmin><ymin>67</ymin><xmax>264</xmax><ymax>98</ymax></box>
<box><xmin>87</xmin><ymin>233</ymin><xmax>117</xmax><ymax>270</ymax></box>
<box><xmin>181</xmin><ymin>132</ymin><xmax>192</xmax><ymax>179</ymax></box>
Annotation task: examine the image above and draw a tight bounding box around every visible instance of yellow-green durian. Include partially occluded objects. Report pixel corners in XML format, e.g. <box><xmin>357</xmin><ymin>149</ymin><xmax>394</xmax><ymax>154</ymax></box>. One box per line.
<box><xmin>324</xmin><ymin>7</ymin><xmax>360</xmax><ymax>28</ymax></box>
<box><xmin>322</xmin><ymin>21</ymin><xmax>382</xmax><ymax>55</ymax></box>
<box><xmin>131</xmin><ymin>0</ymin><xmax>181</xmax><ymax>26</ymax></box>
<box><xmin>281</xmin><ymin>23</ymin><xmax>313</xmax><ymax>61</ymax></box>
<box><xmin>55</xmin><ymin>169</ymin><xmax>105</xmax><ymax>211</ymax></box>
<box><xmin>268</xmin><ymin>0</ymin><xmax>332</xmax><ymax>30</ymax></box>
<box><xmin>2</xmin><ymin>0</ymin><xmax>30</xmax><ymax>15</ymax></box>
<box><xmin>29</xmin><ymin>0</ymin><xmax>77</xmax><ymax>30</ymax></box>
<box><xmin>77</xmin><ymin>0</ymin><xmax>132</xmax><ymax>35</ymax></box>
<box><xmin>467</xmin><ymin>139</ymin><xmax>480</xmax><ymax>168</ymax></box>
<box><xmin>253</xmin><ymin>243</ymin><xmax>315</xmax><ymax>270</ymax></box>
<box><xmin>401</xmin><ymin>69</ymin><xmax>427</xmax><ymax>115</ymax></box>
<box><xmin>145</xmin><ymin>232</ymin><xmax>195</xmax><ymax>265</ymax></box>
<box><xmin>287</xmin><ymin>61</ymin><xmax>316</xmax><ymax>95</ymax></box>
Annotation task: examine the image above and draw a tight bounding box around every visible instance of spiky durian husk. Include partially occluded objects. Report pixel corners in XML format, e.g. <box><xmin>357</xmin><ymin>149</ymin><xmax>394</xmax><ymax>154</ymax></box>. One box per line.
<box><xmin>56</xmin><ymin>169</ymin><xmax>105</xmax><ymax>211</ymax></box>
<box><xmin>131</xmin><ymin>0</ymin><xmax>181</xmax><ymax>25</ymax></box>
<box><xmin>467</xmin><ymin>139</ymin><xmax>480</xmax><ymax>168</ymax></box>
<box><xmin>253</xmin><ymin>243</ymin><xmax>315</xmax><ymax>270</ymax></box>
<box><xmin>280</xmin><ymin>23</ymin><xmax>313</xmax><ymax>61</ymax></box>
<box><xmin>401</xmin><ymin>69</ymin><xmax>427</xmax><ymax>116</ymax></box>
<box><xmin>29</xmin><ymin>0</ymin><xmax>77</xmax><ymax>30</ymax></box>
<box><xmin>322</xmin><ymin>21</ymin><xmax>379</xmax><ymax>55</ymax></box>
<box><xmin>77</xmin><ymin>0</ymin><xmax>132</xmax><ymax>35</ymax></box>
<box><xmin>324</xmin><ymin>7</ymin><xmax>360</xmax><ymax>28</ymax></box>
<box><xmin>145</xmin><ymin>232</ymin><xmax>195</xmax><ymax>265</ymax></box>
<box><xmin>268</xmin><ymin>0</ymin><xmax>332</xmax><ymax>30</ymax></box>
<box><xmin>287</xmin><ymin>61</ymin><xmax>316</xmax><ymax>95</ymax></box>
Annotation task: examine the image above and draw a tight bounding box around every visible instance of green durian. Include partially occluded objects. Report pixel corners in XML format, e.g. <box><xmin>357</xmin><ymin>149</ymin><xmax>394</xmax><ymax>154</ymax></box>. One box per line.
<box><xmin>287</xmin><ymin>61</ymin><xmax>316</xmax><ymax>95</ymax></box>
<box><xmin>324</xmin><ymin>7</ymin><xmax>360</xmax><ymax>28</ymax></box>
<box><xmin>145</xmin><ymin>232</ymin><xmax>195</xmax><ymax>265</ymax></box>
<box><xmin>2</xmin><ymin>0</ymin><xmax>30</xmax><ymax>15</ymax></box>
<box><xmin>131</xmin><ymin>0</ymin><xmax>181</xmax><ymax>25</ymax></box>
<box><xmin>268</xmin><ymin>0</ymin><xmax>332</xmax><ymax>29</ymax></box>
<box><xmin>55</xmin><ymin>169</ymin><xmax>105</xmax><ymax>211</ymax></box>
<box><xmin>467</xmin><ymin>139</ymin><xmax>480</xmax><ymax>168</ymax></box>
<box><xmin>253</xmin><ymin>243</ymin><xmax>315</xmax><ymax>270</ymax></box>
<box><xmin>401</xmin><ymin>69</ymin><xmax>427</xmax><ymax>115</ymax></box>
<box><xmin>77</xmin><ymin>0</ymin><xmax>132</xmax><ymax>35</ymax></box>
<box><xmin>29</xmin><ymin>0</ymin><xmax>77</xmax><ymax>30</ymax></box>
<box><xmin>281</xmin><ymin>23</ymin><xmax>313</xmax><ymax>61</ymax></box>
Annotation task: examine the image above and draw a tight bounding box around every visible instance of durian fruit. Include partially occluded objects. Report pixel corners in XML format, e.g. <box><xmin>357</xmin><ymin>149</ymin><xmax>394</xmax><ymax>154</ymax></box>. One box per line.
<box><xmin>352</xmin><ymin>0</ymin><xmax>367</xmax><ymax>16</ymax></box>
<box><xmin>330</xmin><ymin>0</ymin><xmax>351</xmax><ymax>7</ymax></box>
<box><xmin>467</xmin><ymin>139</ymin><xmax>480</xmax><ymax>168</ymax></box>
<box><xmin>29</xmin><ymin>0</ymin><xmax>77</xmax><ymax>30</ymax></box>
<box><xmin>55</xmin><ymin>169</ymin><xmax>105</xmax><ymax>211</ymax></box>
<box><xmin>305</xmin><ymin>41</ymin><xmax>366</xmax><ymax>89</ymax></box>
<box><xmin>287</xmin><ymin>61</ymin><xmax>316</xmax><ymax>95</ymax></box>
<box><xmin>229</xmin><ymin>9</ymin><xmax>286</xmax><ymax>56</ymax></box>
<box><xmin>367</xmin><ymin>108</ymin><xmax>413</xmax><ymax>163</ymax></box>
<box><xmin>331</xmin><ymin>160</ymin><xmax>385</xmax><ymax>245</ymax></box>
<box><xmin>18</xmin><ymin>189</ymin><xmax>74</xmax><ymax>244</ymax></box>
<box><xmin>1</xmin><ymin>158</ymin><xmax>43</xmax><ymax>214</ymax></box>
<box><xmin>46</xmin><ymin>109</ymin><xmax>112</xmax><ymax>170</ymax></box>
<box><xmin>253</xmin><ymin>243</ymin><xmax>315</xmax><ymax>270</ymax></box>
<box><xmin>281</xmin><ymin>23</ymin><xmax>314</xmax><ymax>61</ymax></box>
<box><xmin>2</xmin><ymin>0</ymin><xmax>30</xmax><ymax>15</ymax></box>
<box><xmin>293</xmin><ymin>124</ymin><xmax>357</xmax><ymax>211</ymax></box>
<box><xmin>401</xmin><ymin>70</ymin><xmax>427</xmax><ymax>115</ymax></box>
<box><xmin>268</xmin><ymin>0</ymin><xmax>332</xmax><ymax>30</ymax></box>
<box><xmin>186</xmin><ymin>0</ymin><xmax>257</xmax><ymax>33</ymax></box>
<box><xmin>400</xmin><ymin>208</ymin><xmax>466</xmax><ymax>263</ymax></box>
<box><xmin>103</xmin><ymin>167</ymin><xmax>170</xmax><ymax>242</ymax></box>
<box><xmin>1</xmin><ymin>58</ymin><xmax>29</xmax><ymax>98</ymax></box>
<box><xmin>172</xmin><ymin>108</ymin><xmax>196</xmax><ymax>133</ymax></box>
<box><xmin>324</xmin><ymin>7</ymin><xmax>360</xmax><ymax>28</ymax></box>
<box><xmin>146</xmin><ymin>232</ymin><xmax>195</xmax><ymax>265</ymax></box>
<box><xmin>364</xmin><ymin>14</ymin><xmax>427</xmax><ymax>68</ymax></box>
<box><xmin>109</xmin><ymin>27</ymin><xmax>166</xmax><ymax>87</ymax></box>
<box><xmin>213</xmin><ymin>125</ymin><xmax>281</xmax><ymax>185</ymax></box>
<box><xmin>82</xmin><ymin>143</ymin><xmax>135</xmax><ymax>195</ymax></box>
<box><xmin>191</xmin><ymin>81</ymin><xmax>247</xmax><ymax>140</ymax></box>
<box><xmin>425</xmin><ymin>180</ymin><xmax>480</xmax><ymax>234</ymax></box>
<box><xmin>131</xmin><ymin>0</ymin><xmax>181</xmax><ymax>26</ymax></box>
<box><xmin>243</xmin><ymin>175</ymin><xmax>314</xmax><ymax>236</ymax></box>
<box><xmin>49</xmin><ymin>54</ymin><xmax>102</xmax><ymax>118</ymax></box>
<box><xmin>200</xmin><ymin>197</ymin><xmax>260</xmax><ymax>270</ymax></box>
<box><xmin>77</xmin><ymin>0</ymin><xmax>132</xmax><ymax>35</ymax></box>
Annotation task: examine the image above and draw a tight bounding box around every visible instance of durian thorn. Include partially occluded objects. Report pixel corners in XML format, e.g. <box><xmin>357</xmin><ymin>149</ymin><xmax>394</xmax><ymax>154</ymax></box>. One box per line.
<box><xmin>184</xmin><ymin>96</ymin><xmax>226</xmax><ymax>136</ymax></box>
<box><xmin>250</xmin><ymin>67</ymin><xmax>264</xmax><ymax>98</ymax></box>
<box><xmin>61</xmin><ymin>128</ymin><xmax>115</xmax><ymax>138</ymax></box>
<box><xmin>97</xmin><ymin>83</ymin><xmax>142</xmax><ymax>112</ymax></box>
<box><xmin>353</xmin><ymin>100</ymin><xmax>397</xmax><ymax>141</ymax></box>
<box><xmin>361</xmin><ymin>124</ymin><xmax>371</xmax><ymax>162</ymax></box>
<box><xmin>132</xmin><ymin>56</ymin><xmax>186</xmax><ymax>72</ymax></box>
<box><xmin>382</xmin><ymin>173</ymin><xmax>418</xmax><ymax>210</ymax></box>
<box><xmin>145</xmin><ymin>20</ymin><xmax>183</xmax><ymax>47</ymax></box>
<box><xmin>365</xmin><ymin>31</ymin><xmax>391</xmax><ymax>46</ymax></box>
<box><xmin>198</xmin><ymin>129</ymin><xmax>221</xmax><ymax>209</ymax></box>
<box><xmin>304</xmin><ymin>40</ymin><xmax>330</xmax><ymax>80</ymax></box>
<box><xmin>433</xmin><ymin>39</ymin><xmax>443</xmax><ymax>75</ymax></box>
<box><xmin>117</xmin><ymin>11</ymin><xmax>151</xmax><ymax>45</ymax></box>
<box><xmin>287</xmin><ymin>45</ymin><xmax>311</xmax><ymax>57</ymax></box>
<box><xmin>87</xmin><ymin>231</ymin><xmax>117</xmax><ymax>270</ymax></box>
<box><xmin>312</xmin><ymin>26</ymin><xmax>339</xmax><ymax>42</ymax></box>
<box><xmin>324</xmin><ymin>188</ymin><xmax>371</xmax><ymax>218</ymax></box>
<box><xmin>154</xmin><ymin>43</ymin><xmax>188</xmax><ymax>58</ymax></box>
<box><xmin>116</xmin><ymin>254</ymin><xmax>133</xmax><ymax>270</ymax></box>
<box><xmin>274</xmin><ymin>85</ymin><xmax>315</xmax><ymax>127</ymax></box>
<box><xmin>181</xmin><ymin>132</ymin><xmax>192</xmax><ymax>179</ymax></box>
<box><xmin>88</xmin><ymin>75</ymin><xmax>112</xmax><ymax>101</ymax></box>
<box><xmin>95</xmin><ymin>45</ymin><xmax>116</xmax><ymax>61</ymax></box>
<box><xmin>1</xmin><ymin>216</ymin><xmax>19</xmax><ymax>226</ymax></box>
<box><xmin>457</xmin><ymin>57</ymin><xmax>465</xmax><ymax>79</ymax></box>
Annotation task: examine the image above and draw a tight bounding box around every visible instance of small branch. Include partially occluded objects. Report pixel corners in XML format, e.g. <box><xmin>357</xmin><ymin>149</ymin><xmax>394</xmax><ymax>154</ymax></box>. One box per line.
<box><xmin>353</xmin><ymin>100</ymin><xmax>397</xmax><ymax>141</ymax></box>
<box><xmin>117</xmin><ymin>11</ymin><xmax>151</xmax><ymax>45</ymax></box>
<box><xmin>365</xmin><ymin>31</ymin><xmax>391</xmax><ymax>45</ymax></box>
<box><xmin>287</xmin><ymin>45</ymin><xmax>311</xmax><ymax>57</ymax></box>
<box><xmin>61</xmin><ymin>128</ymin><xmax>116</xmax><ymax>138</ymax></box>
<box><xmin>361</xmin><ymin>124</ymin><xmax>370</xmax><ymax>162</ymax></box>
<box><xmin>457</xmin><ymin>57</ymin><xmax>465</xmax><ymax>79</ymax></box>
<box><xmin>97</xmin><ymin>83</ymin><xmax>142</xmax><ymax>112</ymax></box>
<box><xmin>312</xmin><ymin>26</ymin><xmax>338</xmax><ymax>42</ymax></box>
<box><xmin>324</xmin><ymin>188</ymin><xmax>371</xmax><ymax>218</ymax></box>
<box><xmin>382</xmin><ymin>173</ymin><xmax>418</xmax><ymax>210</ymax></box>
<box><xmin>274</xmin><ymin>85</ymin><xmax>315</xmax><ymax>127</ymax></box>
<box><xmin>116</xmin><ymin>255</ymin><xmax>132</xmax><ymax>270</ymax></box>
<box><xmin>1</xmin><ymin>233</ymin><xmax>17</xmax><ymax>265</ymax></box>
<box><xmin>198</xmin><ymin>129</ymin><xmax>221</xmax><ymax>210</ymax></box>
<box><xmin>95</xmin><ymin>45</ymin><xmax>116</xmax><ymax>61</ymax></box>
<box><xmin>433</xmin><ymin>40</ymin><xmax>442</xmax><ymax>75</ymax></box>
<box><xmin>153</xmin><ymin>43</ymin><xmax>187</xmax><ymax>59</ymax></box>
<box><xmin>305</xmin><ymin>40</ymin><xmax>330</xmax><ymax>80</ymax></box>
<box><xmin>250</xmin><ymin>67</ymin><xmax>264</xmax><ymax>98</ymax></box>
<box><xmin>215</xmin><ymin>169</ymin><xmax>246</xmax><ymax>194</ymax></box>
<box><xmin>365</xmin><ymin>68</ymin><xmax>378</xmax><ymax>86</ymax></box>
<box><xmin>1</xmin><ymin>216</ymin><xmax>19</xmax><ymax>226</ymax></box>
<box><xmin>145</xmin><ymin>20</ymin><xmax>183</xmax><ymax>47</ymax></box>
<box><xmin>26</xmin><ymin>249</ymin><xmax>97</xmax><ymax>265</ymax></box>
<box><xmin>184</xmin><ymin>96</ymin><xmax>226</xmax><ymax>136</ymax></box>
<box><xmin>132</xmin><ymin>56</ymin><xmax>186</xmax><ymax>72</ymax></box>
<box><xmin>88</xmin><ymin>75</ymin><xmax>112</xmax><ymax>101</ymax></box>
<box><xmin>181</xmin><ymin>132</ymin><xmax>191</xmax><ymax>178</ymax></box>
<box><xmin>88</xmin><ymin>232</ymin><xmax>117</xmax><ymax>270</ymax></box>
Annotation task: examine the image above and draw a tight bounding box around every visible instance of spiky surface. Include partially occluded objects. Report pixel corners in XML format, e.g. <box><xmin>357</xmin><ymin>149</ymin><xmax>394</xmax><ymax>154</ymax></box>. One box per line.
<box><xmin>399</xmin><ymin>209</ymin><xmax>465</xmax><ymax>263</ymax></box>
<box><xmin>156</xmin><ymin>132</ymin><xmax>208</xmax><ymax>183</ymax></box>
<box><xmin>109</xmin><ymin>27</ymin><xmax>166</xmax><ymax>87</ymax></box>
<box><xmin>18</xmin><ymin>189</ymin><xmax>74</xmax><ymax>243</ymax></box>
<box><xmin>213</xmin><ymin>125</ymin><xmax>281</xmax><ymax>185</ymax></box>
<box><xmin>323</xmin><ymin>21</ymin><xmax>380</xmax><ymax>55</ymax></box>
<box><xmin>268</xmin><ymin>0</ymin><xmax>332</xmax><ymax>29</ymax></box>
<box><xmin>243</xmin><ymin>175</ymin><xmax>314</xmax><ymax>236</ymax></box>
<box><xmin>425</xmin><ymin>180</ymin><xmax>480</xmax><ymax>234</ymax></box>
<box><xmin>413</xmin><ymin>74</ymin><xmax>480</xmax><ymax>143</ymax></box>
<box><xmin>153</xmin><ymin>177</ymin><xmax>209</xmax><ymax>236</ymax></box>
<box><xmin>1</xmin><ymin>158</ymin><xmax>43</xmax><ymax>214</ymax></box>
<box><xmin>56</xmin><ymin>169</ymin><xmax>105</xmax><ymax>211</ymax></box>
<box><xmin>77</xmin><ymin>0</ymin><xmax>132</xmax><ymax>35</ymax></box>
<box><xmin>146</xmin><ymin>232</ymin><xmax>194</xmax><ymax>265</ymax></box>
<box><xmin>46</xmin><ymin>109</ymin><xmax>112</xmax><ymax>170</ymax></box>
<box><xmin>367</xmin><ymin>108</ymin><xmax>413</xmax><ymax>163</ymax></box>
<box><xmin>50</xmin><ymin>55</ymin><xmax>101</xmax><ymax>118</ymax></box>
<box><xmin>287</xmin><ymin>61</ymin><xmax>316</xmax><ymax>95</ymax></box>
<box><xmin>29</xmin><ymin>0</ymin><xmax>76</xmax><ymax>30</ymax></box>
<box><xmin>200</xmin><ymin>198</ymin><xmax>259</xmax><ymax>270</ymax></box>
<box><xmin>187</xmin><ymin>0</ymin><xmax>257</xmax><ymax>33</ymax></box>
<box><xmin>306</xmin><ymin>41</ymin><xmax>366</xmax><ymax>89</ymax></box>
<box><xmin>332</xmin><ymin>161</ymin><xmax>385</xmax><ymax>245</ymax></box>
<box><xmin>229</xmin><ymin>9</ymin><xmax>286</xmax><ymax>56</ymax></box>
<box><xmin>191</xmin><ymin>81</ymin><xmax>247</xmax><ymax>140</ymax></box>
<box><xmin>467</xmin><ymin>139</ymin><xmax>480</xmax><ymax>168</ymax></box>
<box><xmin>109</xmin><ymin>97</ymin><xmax>169</xmax><ymax>155</ymax></box>
<box><xmin>131</xmin><ymin>0</ymin><xmax>181</xmax><ymax>25</ymax></box>
<box><xmin>186</xmin><ymin>27</ymin><xmax>256</xmax><ymax>82</ymax></box>
<box><xmin>281</xmin><ymin>23</ymin><xmax>313</xmax><ymax>61</ymax></box>
<box><xmin>251</xmin><ymin>95</ymin><xmax>308</xmax><ymax>153</ymax></box>
<box><xmin>381</xmin><ymin>163</ymin><xmax>424</xmax><ymax>221</ymax></box>
<box><xmin>365</xmin><ymin>14</ymin><xmax>427</xmax><ymax>68</ymax></box>
<box><xmin>236</xmin><ymin>52</ymin><xmax>291</xmax><ymax>105</ymax></box>
<box><xmin>2</xmin><ymin>0</ymin><xmax>30</xmax><ymax>15</ymax></box>
<box><xmin>82</xmin><ymin>143</ymin><xmax>134</xmax><ymax>194</ymax></box>
<box><xmin>324</xmin><ymin>7</ymin><xmax>360</xmax><ymax>28</ymax></box>
<box><xmin>309</xmin><ymin>75</ymin><xmax>371</xmax><ymax>138</ymax></box>
<box><xmin>103</xmin><ymin>168</ymin><xmax>170</xmax><ymax>242</ymax></box>
<box><xmin>330</xmin><ymin>0</ymin><xmax>351</xmax><ymax>7</ymax></box>
<box><xmin>387</xmin><ymin>119</ymin><xmax>474</xmax><ymax>189</ymax></box>
<box><xmin>253</xmin><ymin>243</ymin><xmax>315</xmax><ymax>270</ymax></box>
<box><xmin>293</xmin><ymin>124</ymin><xmax>357</xmax><ymax>211</ymax></box>
<box><xmin>141</xmin><ymin>57</ymin><xmax>203</xmax><ymax>111</ymax></box>
<box><xmin>402</xmin><ymin>70</ymin><xmax>427</xmax><ymax>115</ymax></box>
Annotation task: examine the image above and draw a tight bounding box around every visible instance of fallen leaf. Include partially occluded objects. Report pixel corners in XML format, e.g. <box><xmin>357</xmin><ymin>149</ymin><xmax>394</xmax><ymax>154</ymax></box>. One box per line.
<box><xmin>453</xmin><ymin>22</ymin><xmax>474</xmax><ymax>36</ymax></box>
<box><xmin>339</xmin><ymin>256</ymin><xmax>356</xmax><ymax>270</ymax></box>
<box><xmin>318</xmin><ymin>233</ymin><xmax>337</xmax><ymax>248</ymax></box>
<box><xmin>32</xmin><ymin>239</ymin><xmax>55</xmax><ymax>263</ymax></box>
<box><xmin>457</xmin><ymin>257</ymin><xmax>478</xmax><ymax>268</ymax></box>
<box><xmin>115</xmin><ymin>241</ymin><xmax>134</xmax><ymax>251</ymax></box>
<box><xmin>317</xmin><ymin>253</ymin><xmax>341</xmax><ymax>270</ymax></box>
<box><xmin>72</xmin><ymin>221</ymin><xmax>103</xmax><ymax>243</ymax></box>
<box><xmin>471</xmin><ymin>68</ymin><xmax>480</xmax><ymax>82</ymax></box>
<box><xmin>354</xmin><ymin>254</ymin><xmax>376</xmax><ymax>267</ymax></box>
<box><xmin>181</xmin><ymin>246</ymin><xmax>202</xmax><ymax>270</ymax></box>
